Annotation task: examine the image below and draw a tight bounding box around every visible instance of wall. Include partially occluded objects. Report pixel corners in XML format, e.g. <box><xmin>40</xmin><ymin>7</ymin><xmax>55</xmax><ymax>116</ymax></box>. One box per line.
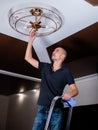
<box><xmin>64</xmin><ymin>73</ymin><xmax>98</xmax><ymax>106</ymax></box>
<box><xmin>66</xmin><ymin>55</ymin><xmax>98</xmax><ymax>78</ymax></box>
<box><xmin>0</xmin><ymin>95</ymin><xmax>9</xmax><ymax>130</ymax></box>
<box><xmin>0</xmin><ymin>73</ymin><xmax>97</xmax><ymax>130</ymax></box>
<box><xmin>75</xmin><ymin>73</ymin><xmax>98</xmax><ymax>106</ymax></box>
<box><xmin>6</xmin><ymin>90</ymin><xmax>39</xmax><ymax>130</ymax></box>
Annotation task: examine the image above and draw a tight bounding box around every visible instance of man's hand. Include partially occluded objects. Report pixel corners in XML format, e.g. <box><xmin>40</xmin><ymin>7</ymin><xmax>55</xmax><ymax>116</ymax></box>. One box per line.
<box><xmin>29</xmin><ymin>30</ymin><xmax>37</xmax><ymax>42</ymax></box>
<box><xmin>62</xmin><ymin>93</ymin><xmax>71</xmax><ymax>101</ymax></box>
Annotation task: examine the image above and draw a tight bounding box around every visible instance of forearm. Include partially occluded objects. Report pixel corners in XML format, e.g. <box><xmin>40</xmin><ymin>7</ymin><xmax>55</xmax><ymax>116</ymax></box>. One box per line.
<box><xmin>24</xmin><ymin>31</ymin><xmax>39</xmax><ymax>68</ymax></box>
<box><xmin>66</xmin><ymin>89</ymin><xmax>78</xmax><ymax>98</ymax></box>
<box><xmin>25</xmin><ymin>39</ymin><xmax>33</xmax><ymax>61</ymax></box>
<box><xmin>24</xmin><ymin>31</ymin><xmax>36</xmax><ymax>60</ymax></box>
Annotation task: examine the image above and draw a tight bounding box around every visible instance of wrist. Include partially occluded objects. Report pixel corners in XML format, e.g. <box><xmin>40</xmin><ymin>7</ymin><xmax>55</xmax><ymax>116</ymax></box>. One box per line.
<box><xmin>28</xmin><ymin>38</ymin><xmax>35</xmax><ymax>43</ymax></box>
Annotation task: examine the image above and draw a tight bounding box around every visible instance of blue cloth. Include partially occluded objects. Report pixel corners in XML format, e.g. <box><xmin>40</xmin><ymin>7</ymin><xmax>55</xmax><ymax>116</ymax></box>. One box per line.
<box><xmin>32</xmin><ymin>105</ymin><xmax>63</xmax><ymax>130</ymax></box>
<box><xmin>62</xmin><ymin>98</ymin><xmax>76</xmax><ymax>107</ymax></box>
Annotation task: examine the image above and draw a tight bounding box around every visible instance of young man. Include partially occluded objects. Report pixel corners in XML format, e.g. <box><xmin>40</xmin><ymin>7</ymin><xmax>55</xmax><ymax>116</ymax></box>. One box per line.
<box><xmin>24</xmin><ymin>31</ymin><xmax>79</xmax><ymax>130</ymax></box>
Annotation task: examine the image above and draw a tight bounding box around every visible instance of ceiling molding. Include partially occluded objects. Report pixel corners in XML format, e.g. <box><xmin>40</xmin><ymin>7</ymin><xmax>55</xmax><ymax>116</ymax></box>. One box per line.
<box><xmin>0</xmin><ymin>69</ymin><xmax>41</xmax><ymax>82</ymax></box>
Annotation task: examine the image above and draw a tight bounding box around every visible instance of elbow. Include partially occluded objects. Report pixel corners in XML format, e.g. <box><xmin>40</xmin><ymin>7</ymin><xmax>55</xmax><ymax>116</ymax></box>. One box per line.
<box><xmin>72</xmin><ymin>88</ymin><xmax>79</xmax><ymax>97</ymax></box>
<box><xmin>24</xmin><ymin>55</ymin><xmax>27</xmax><ymax>61</ymax></box>
<box><xmin>24</xmin><ymin>55</ymin><xmax>29</xmax><ymax>62</ymax></box>
<box><xmin>75</xmin><ymin>88</ymin><xmax>79</xmax><ymax>96</ymax></box>
<box><xmin>24</xmin><ymin>55</ymin><xmax>32</xmax><ymax>64</ymax></box>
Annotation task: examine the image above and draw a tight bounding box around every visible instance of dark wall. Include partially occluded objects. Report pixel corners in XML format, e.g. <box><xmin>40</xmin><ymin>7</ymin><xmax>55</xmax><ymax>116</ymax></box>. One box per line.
<box><xmin>0</xmin><ymin>74</ymin><xmax>39</xmax><ymax>96</ymax></box>
<box><xmin>6</xmin><ymin>91</ymin><xmax>39</xmax><ymax>130</ymax></box>
<box><xmin>62</xmin><ymin>104</ymin><xmax>98</xmax><ymax>130</ymax></box>
<box><xmin>66</xmin><ymin>55</ymin><xmax>98</xmax><ymax>78</ymax></box>
<box><xmin>0</xmin><ymin>96</ymin><xmax>9</xmax><ymax>130</ymax></box>
<box><xmin>70</xmin><ymin>104</ymin><xmax>98</xmax><ymax>130</ymax></box>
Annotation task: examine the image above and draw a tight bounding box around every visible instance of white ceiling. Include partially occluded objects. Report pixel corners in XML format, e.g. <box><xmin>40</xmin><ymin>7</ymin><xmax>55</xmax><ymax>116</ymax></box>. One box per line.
<box><xmin>0</xmin><ymin>0</ymin><xmax>98</xmax><ymax>62</ymax></box>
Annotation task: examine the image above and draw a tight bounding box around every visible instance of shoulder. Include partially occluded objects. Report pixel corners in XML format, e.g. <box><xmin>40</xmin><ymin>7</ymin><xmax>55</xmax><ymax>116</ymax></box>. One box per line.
<box><xmin>62</xmin><ymin>64</ymin><xmax>71</xmax><ymax>73</ymax></box>
<box><xmin>62</xmin><ymin>65</ymin><xmax>74</xmax><ymax>77</ymax></box>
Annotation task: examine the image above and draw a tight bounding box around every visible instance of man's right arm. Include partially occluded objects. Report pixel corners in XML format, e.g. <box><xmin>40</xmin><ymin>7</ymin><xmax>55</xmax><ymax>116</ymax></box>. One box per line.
<box><xmin>24</xmin><ymin>31</ymin><xmax>39</xmax><ymax>69</ymax></box>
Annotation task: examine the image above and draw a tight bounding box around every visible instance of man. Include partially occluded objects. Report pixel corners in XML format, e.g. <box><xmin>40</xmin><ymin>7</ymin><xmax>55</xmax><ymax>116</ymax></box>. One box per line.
<box><xmin>24</xmin><ymin>31</ymin><xmax>79</xmax><ymax>130</ymax></box>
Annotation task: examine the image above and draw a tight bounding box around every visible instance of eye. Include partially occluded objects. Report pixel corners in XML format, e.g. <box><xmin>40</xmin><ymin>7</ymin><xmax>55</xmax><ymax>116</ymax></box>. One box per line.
<box><xmin>56</xmin><ymin>49</ymin><xmax>59</xmax><ymax>52</ymax></box>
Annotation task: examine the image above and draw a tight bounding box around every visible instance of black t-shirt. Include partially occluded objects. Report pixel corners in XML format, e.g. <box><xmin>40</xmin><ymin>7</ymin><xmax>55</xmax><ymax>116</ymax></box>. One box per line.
<box><xmin>37</xmin><ymin>62</ymin><xmax>75</xmax><ymax>107</ymax></box>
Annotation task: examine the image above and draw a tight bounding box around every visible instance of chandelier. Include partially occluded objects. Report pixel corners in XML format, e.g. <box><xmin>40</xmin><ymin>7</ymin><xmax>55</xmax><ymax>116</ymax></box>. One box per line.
<box><xmin>8</xmin><ymin>2</ymin><xmax>63</xmax><ymax>37</ymax></box>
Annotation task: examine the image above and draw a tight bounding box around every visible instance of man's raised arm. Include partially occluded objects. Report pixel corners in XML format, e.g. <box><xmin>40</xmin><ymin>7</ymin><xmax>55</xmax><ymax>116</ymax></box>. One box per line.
<box><xmin>24</xmin><ymin>31</ymin><xmax>39</xmax><ymax>68</ymax></box>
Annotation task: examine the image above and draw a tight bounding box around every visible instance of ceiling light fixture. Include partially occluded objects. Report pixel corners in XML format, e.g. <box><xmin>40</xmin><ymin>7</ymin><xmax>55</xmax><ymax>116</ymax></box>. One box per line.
<box><xmin>8</xmin><ymin>2</ymin><xmax>63</xmax><ymax>37</ymax></box>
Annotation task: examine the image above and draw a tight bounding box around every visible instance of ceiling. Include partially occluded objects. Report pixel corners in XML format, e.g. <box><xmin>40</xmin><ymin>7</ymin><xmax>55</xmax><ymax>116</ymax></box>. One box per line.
<box><xmin>0</xmin><ymin>0</ymin><xmax>98</xmax><ymax>95</ymax></box>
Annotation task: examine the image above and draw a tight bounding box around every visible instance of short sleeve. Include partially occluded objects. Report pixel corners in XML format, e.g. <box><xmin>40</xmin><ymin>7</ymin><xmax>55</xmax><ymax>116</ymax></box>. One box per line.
<box><xmin>65</xmin><ymin>69</ymin><xmax>75</xmax><ymax>85</ymax></box>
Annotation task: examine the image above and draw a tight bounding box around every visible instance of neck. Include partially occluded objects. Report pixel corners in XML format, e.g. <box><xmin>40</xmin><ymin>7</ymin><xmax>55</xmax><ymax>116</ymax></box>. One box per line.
<box><xmin>52</xmin><ymin>61</ymin><xmax>62</xmax><ymax>71</ymax></box>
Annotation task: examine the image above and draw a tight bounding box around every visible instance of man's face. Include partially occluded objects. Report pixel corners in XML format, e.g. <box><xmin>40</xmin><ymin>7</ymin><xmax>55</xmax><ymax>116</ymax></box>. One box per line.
<box><xmin>51</xmin><ymin>48</ymin><xmax>63</xmax><ymax>61</ymax></box>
